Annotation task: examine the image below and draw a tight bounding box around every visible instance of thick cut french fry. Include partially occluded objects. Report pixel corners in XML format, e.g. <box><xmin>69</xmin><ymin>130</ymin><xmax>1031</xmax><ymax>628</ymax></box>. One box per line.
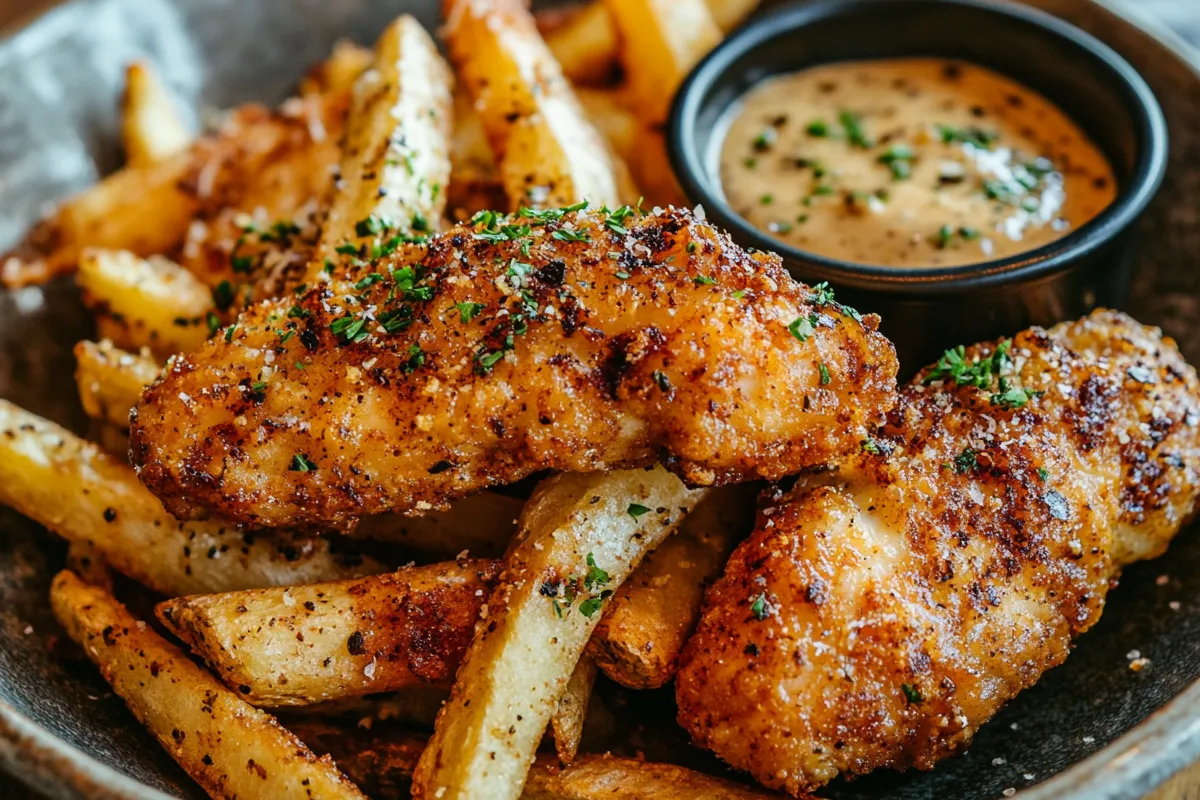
<box><xmin>587</xmin><ymin>484</ymin><xmax>757</xmax><ymax>688</ymax></box>
<box><xmin>156</xmin><ymin>560</ymin><xmax>501</xmax><ymax>707</ymax></box>
<box><xmin>315</xmin><ymin>15</ymin><xmax>454</xmax><ymax>266</ymax></box>
<box><xmin>65</xmin><ymin>540</ymin><xmax>114</xmax><ymax>592</ymax></box>
<box><xmin>74</xmin><ymin>340</ymin><xmax>159</xmax><ymax>429</ymax></box>
<box><xmin>576</xmin><ymin>89</ymin><xmax>687</xmax><ymax>208</ymax></box>
<box><xmin>443</xmin><ymin>0</ymin><xmax>633</xmax><ymax>209</ymax></box>
<box><xmin>550</xmin><ymin>656</ymin><xmax>597</xmax><ymax>765</ymax></box>
<box><xmin>295</xmin><ymin>723</ymin><xmax>785</xmax><ymax>799</ymax></box>
<box><xmin>412</xmin><ymin>467</ymin><xmax>706</xmax><ymax>800</ymax></box>
<box><xmin>351</xmin><ymin>490</ymin><xmax>523</xmax><ymax>557</ymax></box>
<box><xmin>76</xmin><ymin>249</ymin><xmax>214</xmax><ymax>357</ymax></box>
<box><xmin>543</xmin><ymin>2</ymin><xmax>620</xmax><ymax>86</ymax></box>
<box><xmin>603</xmin><ymin>0</ymin><xmax>722</xmax><ymax>125</ymax></box>
<box><xmin>121</xmin><ymin>61</ymin><xmax>192</xmax><ymax>168</ymax></box>
<box><xmin>0</xmin><ymin>400</ymin><xmax>381</xmax><ymax>596</ymax></box>
<box><xmin>51</xmin><ymin>572</ymin><xmax>367</xmax><ymax>800</ymax></box>
<box><xmin>300</xmin><ymin>41</ymin><xmax>373</xmax><ymax>97</ymax></box>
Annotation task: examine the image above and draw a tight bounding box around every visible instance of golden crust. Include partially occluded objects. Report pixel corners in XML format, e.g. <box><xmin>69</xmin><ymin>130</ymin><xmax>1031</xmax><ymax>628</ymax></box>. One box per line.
<box><xmin>676</xmin><ymin>310</ymin><xmax>1200</xmax><ymax>796</ymax></box>
<box><xmin>130</xmin><ymin>206</ymin><xmax>897</xmax><ymax>528</ymax></box>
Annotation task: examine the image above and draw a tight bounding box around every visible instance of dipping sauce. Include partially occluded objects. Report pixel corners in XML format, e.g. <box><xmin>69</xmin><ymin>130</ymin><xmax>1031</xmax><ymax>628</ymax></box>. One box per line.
<box><xmin>718</xmin><ymin>58</ymin><xmax>1117</xmax><ymax>268</ymax></box>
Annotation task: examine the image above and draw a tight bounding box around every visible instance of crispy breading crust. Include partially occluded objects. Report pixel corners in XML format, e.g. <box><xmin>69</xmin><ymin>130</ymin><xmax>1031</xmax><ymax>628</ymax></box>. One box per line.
<box><xmin>130</xmin><ymin>207</ymin><xmax>898</xmax><ymax>528</ymax></box>
<box><xmin>676</xmin><ymin>310</ymin><xmax>1200</xmax><ymax>796</ymax></box>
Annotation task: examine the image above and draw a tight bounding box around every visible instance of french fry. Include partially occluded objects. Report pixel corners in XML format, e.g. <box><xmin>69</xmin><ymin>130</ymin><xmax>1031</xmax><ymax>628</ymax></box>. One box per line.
<box><xmin>706</xmin><ymin>0</ymin><xmax>760</xmax><ymax>30</ymax></box>
<box><xmin>300</xmin><ymin>41</ymin><xmax>373</xmax><ymax>97</ymax></box>
<box><xmin>443</xmin><ymin>0</ymin><xmax>634</xmax><ymax>209</ymax></box>
<box><xmin>74</xmin><ymin>340</ymin><xmax>160</xmax><ymax>428</ymax></box>
<box><xmin>587</xmin><ymin>484</ymin><xmax>757</xmax><ymax>688</ymax></box>
<box><xmin>76</xmin><ymin>249</ymin><xmax>214</xmax><ymax>357</ymax></box>
<box><xmin>576</xmin><ymin>89</ymin><xmax>687</xmax><ymax>208</ymax></box>
<box><xmin>603</xmin><ymin>0</ymin><xmax>722</xmax><ymax>125</ymax></box>
<box><xmin>121</xmin><ymin>61</ymin><xmax>192</xmax><ymax>168</ymax></box>
<box><xmin>550</xmin><ymin>656</ymin><xmax>597</xmax><ymax>765</ymax></box>
<box><xmin>543</xmin><ymin>2</ymin><xmax>620</xmax><ymax>86</ymax></box>
<box><xmin>65</xmin><ymin>540</ymin><xmax>114</xmax><ymax>593</ymax></box>
<box><xmin>295</xmin><ymin>722</ymin><xmax>785</xmax><ymax>799</ymax></box>
<box><xmin>50</xmin><ymin>571</ymin><xmax>367</xmax><ymax>800</ymax></box>
<box><xmin>315</xmin><ymin>15</ymin><xmax>454</xmax><ymax>266</ymax></box>
<box><xmin>412</xmin><ymin>466</ymin><xmax>706</xmax><ymax>800</ymax></box>
<box><xmin>0</xmin><ymin>399</ymin><xmax>382</xmax><ymax>596</ymax></box>
<box><xmin>351</xmin><ymin>490</ymin><xmax>523</xmax><ymax>557</ymax></box>
<box><xmin>156</xmin><ymin>560</ymin><xmax>501</xmax><ymax>707</ymax></box>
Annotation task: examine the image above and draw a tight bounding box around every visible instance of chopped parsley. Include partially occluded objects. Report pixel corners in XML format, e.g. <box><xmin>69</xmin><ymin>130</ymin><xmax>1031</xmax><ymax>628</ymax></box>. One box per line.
<box><xmin>953</xmin><ymin>447</ymin><xmax>978</xmax><ymax>474</ymax></box>
<box><xmin>818</xmin><ymin>362</ymin><xmax>831</xmax><ymax>386</ymax></box>
<box><xmin>289</xmin><ymin>453</ymin><xmax>316</xmax><ymax>472</ymax></box>
<box><xmin>456</xmin><ymin>302</ymin><xmax>484</xmax><ymax>323</ymax></box>
<box><xmin>627</xmin><ymin>503</ymin><xmax>651</xmax><ymax>519</ymax></box>
<box><xmin>991</xmin><ymin>382</ymin><xmax>1038</xmax><ymax>410</ymax></box>
<box><xmin>861</xmin><ymin>439</ymin><xmax>882</xmax><ymax>455</ymax></box>
<box><xmin>788</xmin><ymin>313</ymin><xmax>818</xmax><ymax>342</ymax></box>
<box><xmin>329</xmin><ymin>315</ymin><xmax>368</xmax><ymax>344</ymax></box>
<box><xmin>403</xmin><ymin>344</ymin><xmax>425</xmax><ymax>374</ymax></box>
<box><xmin>551</xmin><ymin>228</ymin><xmax>590</xmax><ymax>243</ymax></box>
<box><xmin>211</xmin><ymin>280</ymin><xmax>235</xmax><ymax>312</ymax></box>
<box><xmin>750</xmin><ymin>593</ymin><xmax>768</xmax><ymax>621</ymax></box>
<box><xmin>902</xmin><ymin>683</ymin><xmax>923</xmax><ymax>704</ymax></box>
<box><xmin>1037</xmin><ymin>467</ymin><xmax>1049</xmax><ymax>482</ymax></box>
<box><xmin>205</xmin><ymin>311</ymin><xmax>221</xmax><ymax>337</ymax></box>
<box><xmin>924</xmin><ymin>339</ymin><xmax>1012</xmax><ymax>388</ymax></box>
<box><xmin>806</xmin><ymin>119</ymin><xmax>829</xmax><ymax>137</ymax></box>
<box><xmin>694</xmin><ymin>275</ymin><xmax>718</xmax><ymax>286</ymax></box>
<box><xmin>936</xmin><ymin>123</ymin><xmax>997</xmax><ymax>149</ymax></box>
<box><xmin>753</xmin><ymin>128</ymin><xmax>777</xmax><ymax>151</ymax></box>
<box><xmin>838</xmin><ymin>110</ymin><xmax>872</xmax><ymax>148</ymax></box>
<box><xmin>878</xmin><ymin>144</ymin><xmax>914</xmax><ymax>180</ymax></box>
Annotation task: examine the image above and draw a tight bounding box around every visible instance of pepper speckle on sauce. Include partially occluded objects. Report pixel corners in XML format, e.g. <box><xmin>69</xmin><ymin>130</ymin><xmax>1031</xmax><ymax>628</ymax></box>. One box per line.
<box><xmin>718</xmin><ymin>58</ymin><xmax>1116</xmax><ymax>268</ymax></box>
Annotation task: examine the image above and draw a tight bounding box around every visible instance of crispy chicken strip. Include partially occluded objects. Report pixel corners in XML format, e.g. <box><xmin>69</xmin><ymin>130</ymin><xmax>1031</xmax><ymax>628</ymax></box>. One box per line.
<box><xmin>676</xmin><ymin>310</ymin><xmax>1200</xmax><ymax>796</ymax></box>
<box><xmin>130</xmin><ymin>206</ymin><xmax>897</xmax><ymax>527</ymax></box>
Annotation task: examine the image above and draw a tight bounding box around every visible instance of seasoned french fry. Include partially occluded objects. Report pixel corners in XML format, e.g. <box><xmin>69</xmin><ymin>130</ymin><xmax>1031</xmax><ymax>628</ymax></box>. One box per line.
<box><xmin>76</xmin><ymin>249</ymin><xmax>214</xmax><ymax>357</ymax></box>
<box><xmin>576</xmin><ymin>89</ymin><xmax>687</xmax><ymax>208</ymax></box>
<box><xmin>412</xmin><ymin>467</ymin><xmax>706</xmax><ymax>800</ymax></box>
<box><xmin>121</xmin><ymin>61</ymin><xmax>192</xmax><ymax>168</ymax></box>
<box><xmin>550</xmin><ymin>656</ymin><xmax>597</xmax><ymax>765</ymax></box>
<box><xmin>156</xmin><ymin>560</ymin><xmax>501</xmax><ymax>707</ymax></box>
<box><xmin>300</xmin><ymin>41</ymin><xmax>373</xmax><ymax>97</ymax></box>
<box><xmin>74</xmin><ymin>340</ymin><xmax>160</xmax><ymax>428</ymax></box>
<box><xmin>543</xmin><ymin>2</ymin><xmax>620</xmax><ymax>86</ymax></box>
<box><xmin>587</xmin><ymin>484</ymin><xmax>757</xmax><ymax>688</ymax></box>
<box><xmin>315</xmin><ymin>15</ymin><xmax>454</xmax><ymax>265</ymax></box>
<box><xmin>0</xmin><ymin>400</ymin><xmax>381</xmax><ymax>596</ymax></box>
<box><xmin>444</xmin><ymin>0</ymin><xmax>634</xmax><ymax>209</ymax></box>
<box><xmin>706</xmin><ymin>0</ymin><xmax>760</xmax><ymax>30</ymax></box>
<box><xmin>65</xmin><ymin>540</ymin><xmax>114</xmax><ymax>593</ymax></box>
<box><xmin>351</xmin><ymin>490</ymin><xmax>522</xmax><ymax>557</ymax></box>
<box><xmin>51</xmin><ymin>571</ymin><xmax>367</xmax><ymax>800</ymax></box>
<box><xmin>603</xmin><ymin>0</ymin><xmax>722</xmax><ymax>125</ymax></box>
<box><xmin>295</xmin><ymin>722</ymin><xmax>785</xmax><ymax>799</ymax></box>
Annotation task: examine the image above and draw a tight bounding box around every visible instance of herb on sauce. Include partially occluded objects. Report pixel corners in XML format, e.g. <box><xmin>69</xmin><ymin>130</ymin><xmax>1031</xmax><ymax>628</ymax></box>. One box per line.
<box><xmin>818</xmin><ymin>362</ymin><xmax>831</xmax><ymax>385</ymax></box>
<box><xmin>838</xmin><ymin>110</ymin><xmax>873</xmax><ymax>149</ymax></box>
<box><xmin>787</xmin><ymin>314</ymin><xmax>817</xmax><ymax>342</ymax></box>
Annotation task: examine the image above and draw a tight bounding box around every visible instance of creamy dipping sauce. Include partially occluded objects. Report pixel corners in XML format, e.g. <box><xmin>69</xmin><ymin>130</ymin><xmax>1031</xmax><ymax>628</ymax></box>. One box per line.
<box><xmin>718</xmin><ymin>58</ymin><xmax>1117</xmax><ymax>268</ymax></box>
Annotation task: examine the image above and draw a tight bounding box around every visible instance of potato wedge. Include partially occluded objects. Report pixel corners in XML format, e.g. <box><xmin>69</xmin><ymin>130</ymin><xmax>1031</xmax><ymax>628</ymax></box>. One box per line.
<box><xmin>412</xmin><ymin>466</ymin><xmax>706</xmax><ymax>800</ymax></box>
<box><xmin>51</xmin><ymin>571</ymin><xmax>367</xmax><ymax>800</ymax></box>
<box><xmin>351</xmin><ymin>490</ymin><xmax>522</xmax><ymax>557</ymax></box>
<box><xmin>587</xmin><ymin>484</ymin><xmax>757</xmax><ymax>688</ymax></box>
<box><xmin>550</xmin><ymin>656</ymin><xmax>597</xmax><ymax>765</ymax></box>
<box><xmin>0</xmin><ymin>399</ymin><xmax>381</xmax><ymax>596</ymax></box>
<box><xmin>300</xmin><ymin>41</ymin><xmax>373</xmax><ymax>97</ymax></box>
<box><xmin>315</xmin><ymin>15</ymin><xmax>454</xmax><ymax>266</ymax></box>
<box><xmin>543</xmin><ymin>2</ymin><xmax>620</xmax><ymax>86</ymax></box>
<box><xmin>295</xmin><ymin>722</ymin><xmax>784</xmax><ymax>799</ymax></box>
<box><xmin>156</xmin><ymin>560</ymin><xmax>501</xmax><ymax>707</ymax></box>
<box><xmin>603</xmin><ymin>0</ymin><xmax>722</xmax><ymax>124</ymax></box>
<box><xmin>444</xmin><ymin>0</ymin><xmax>633</xmax><ymax>209</ymax></box>
<box><xmin>74</xmin><ymin>340</ymin><xmax>160</xmax><ymax>428</ymax></box>
<box><xmin>76</xmin><ymin>250</ymin><xmax>215</xmax><ymax>357</ymax></box>
<box><xmin>121</xmin><ymin>61</ymin><xmax>192</xmax><ymax>168</ymax></box>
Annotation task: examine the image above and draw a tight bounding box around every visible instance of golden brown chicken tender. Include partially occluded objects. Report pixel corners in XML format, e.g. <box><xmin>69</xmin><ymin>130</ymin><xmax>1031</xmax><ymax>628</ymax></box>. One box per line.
<box><xmin>676</xmin><ymin>310</ymin><xmax>1200</xmax><ymax>796</ymax></box>
<box><xmin>130</xmin><ymin>206</ymin><xmax>897</xmax><ymax>528</ymax></box>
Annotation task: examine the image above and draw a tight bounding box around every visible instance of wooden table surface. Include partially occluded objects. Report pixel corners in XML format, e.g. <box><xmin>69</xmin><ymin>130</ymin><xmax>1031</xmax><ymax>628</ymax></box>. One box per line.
<box><xmin>1</xmin><ymin>0</ymin><xmax>1200</xmax><ymax>798</ymax></box>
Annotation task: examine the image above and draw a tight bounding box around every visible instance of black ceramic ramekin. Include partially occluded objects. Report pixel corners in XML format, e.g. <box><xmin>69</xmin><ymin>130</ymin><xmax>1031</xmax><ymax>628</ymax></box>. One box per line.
<box><xmin>668</xmin><ymin>0</ymin><xmax>1168</xmax><ymax>369</ymax></box>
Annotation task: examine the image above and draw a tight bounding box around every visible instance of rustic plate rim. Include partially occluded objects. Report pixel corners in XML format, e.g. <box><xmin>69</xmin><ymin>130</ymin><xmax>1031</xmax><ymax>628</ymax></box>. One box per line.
<box><xmin>2</xmin><ymin>0</ymin><xmax>1200</xmax><ymax>799</ymax></box>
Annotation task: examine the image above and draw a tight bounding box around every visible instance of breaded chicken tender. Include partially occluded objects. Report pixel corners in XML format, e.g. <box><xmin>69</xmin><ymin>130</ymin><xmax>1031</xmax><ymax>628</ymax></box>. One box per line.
<box><xmin>130</xmin><ymin>206</ymin><xmax>898</xmax><ymax>528</ymax></box>
<box><xmin>676</xmin><ymin>310</ymin><xmax>1200</xmax><ymax>796</ymax></box>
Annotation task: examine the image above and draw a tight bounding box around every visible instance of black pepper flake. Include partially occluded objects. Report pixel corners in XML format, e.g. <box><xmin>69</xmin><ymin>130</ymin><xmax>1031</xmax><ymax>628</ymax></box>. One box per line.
<box><xmin>744</xmin><ymin>642</ymin><xmax>760</xmax><ymax>656</ymax></box>
<box><xmin>299</xmin><ymin>328</ymin><xmax>320</xmax><ymax>353</ymax></box>
<box><xmin>103</xmin><ymin>507</ymin><xmax>117</xmax><ymax>523</ymax></box>
<box><xmin>347</xmin><ymin>630</ymin><xmax>367</xmax><ymax>655</ymax></box>
<box><xmin>428</xmin><ymin>460</ymin><xmax>454</xmax><ymax>475</ymax></box>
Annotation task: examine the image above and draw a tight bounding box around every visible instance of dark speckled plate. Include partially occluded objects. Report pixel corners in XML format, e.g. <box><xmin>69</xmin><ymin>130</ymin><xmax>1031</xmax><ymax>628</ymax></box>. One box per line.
<box><xmin>2</xmin><ymin>0</ymin><xmax>1200</xmax><ymax>798</ymax></box>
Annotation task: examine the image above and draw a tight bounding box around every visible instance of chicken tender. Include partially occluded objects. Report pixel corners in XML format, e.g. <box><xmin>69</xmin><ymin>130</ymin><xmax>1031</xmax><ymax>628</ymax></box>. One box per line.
<box><xmin>130</xmin><ymin>206</ymin><xmax>897</xmax><ymax>528</ymax></box>
<box><xmin>676</xmin><ymin>310</ymin><xmax>1200</xmax><ymax>795</ymax></box>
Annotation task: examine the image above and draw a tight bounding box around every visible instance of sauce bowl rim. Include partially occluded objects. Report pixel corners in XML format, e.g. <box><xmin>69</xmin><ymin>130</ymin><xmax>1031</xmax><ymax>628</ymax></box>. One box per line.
<box><xmin>666</xmin><ymin>0</ymin><xmax>1169</xmax><ymax>294</ymax></box>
